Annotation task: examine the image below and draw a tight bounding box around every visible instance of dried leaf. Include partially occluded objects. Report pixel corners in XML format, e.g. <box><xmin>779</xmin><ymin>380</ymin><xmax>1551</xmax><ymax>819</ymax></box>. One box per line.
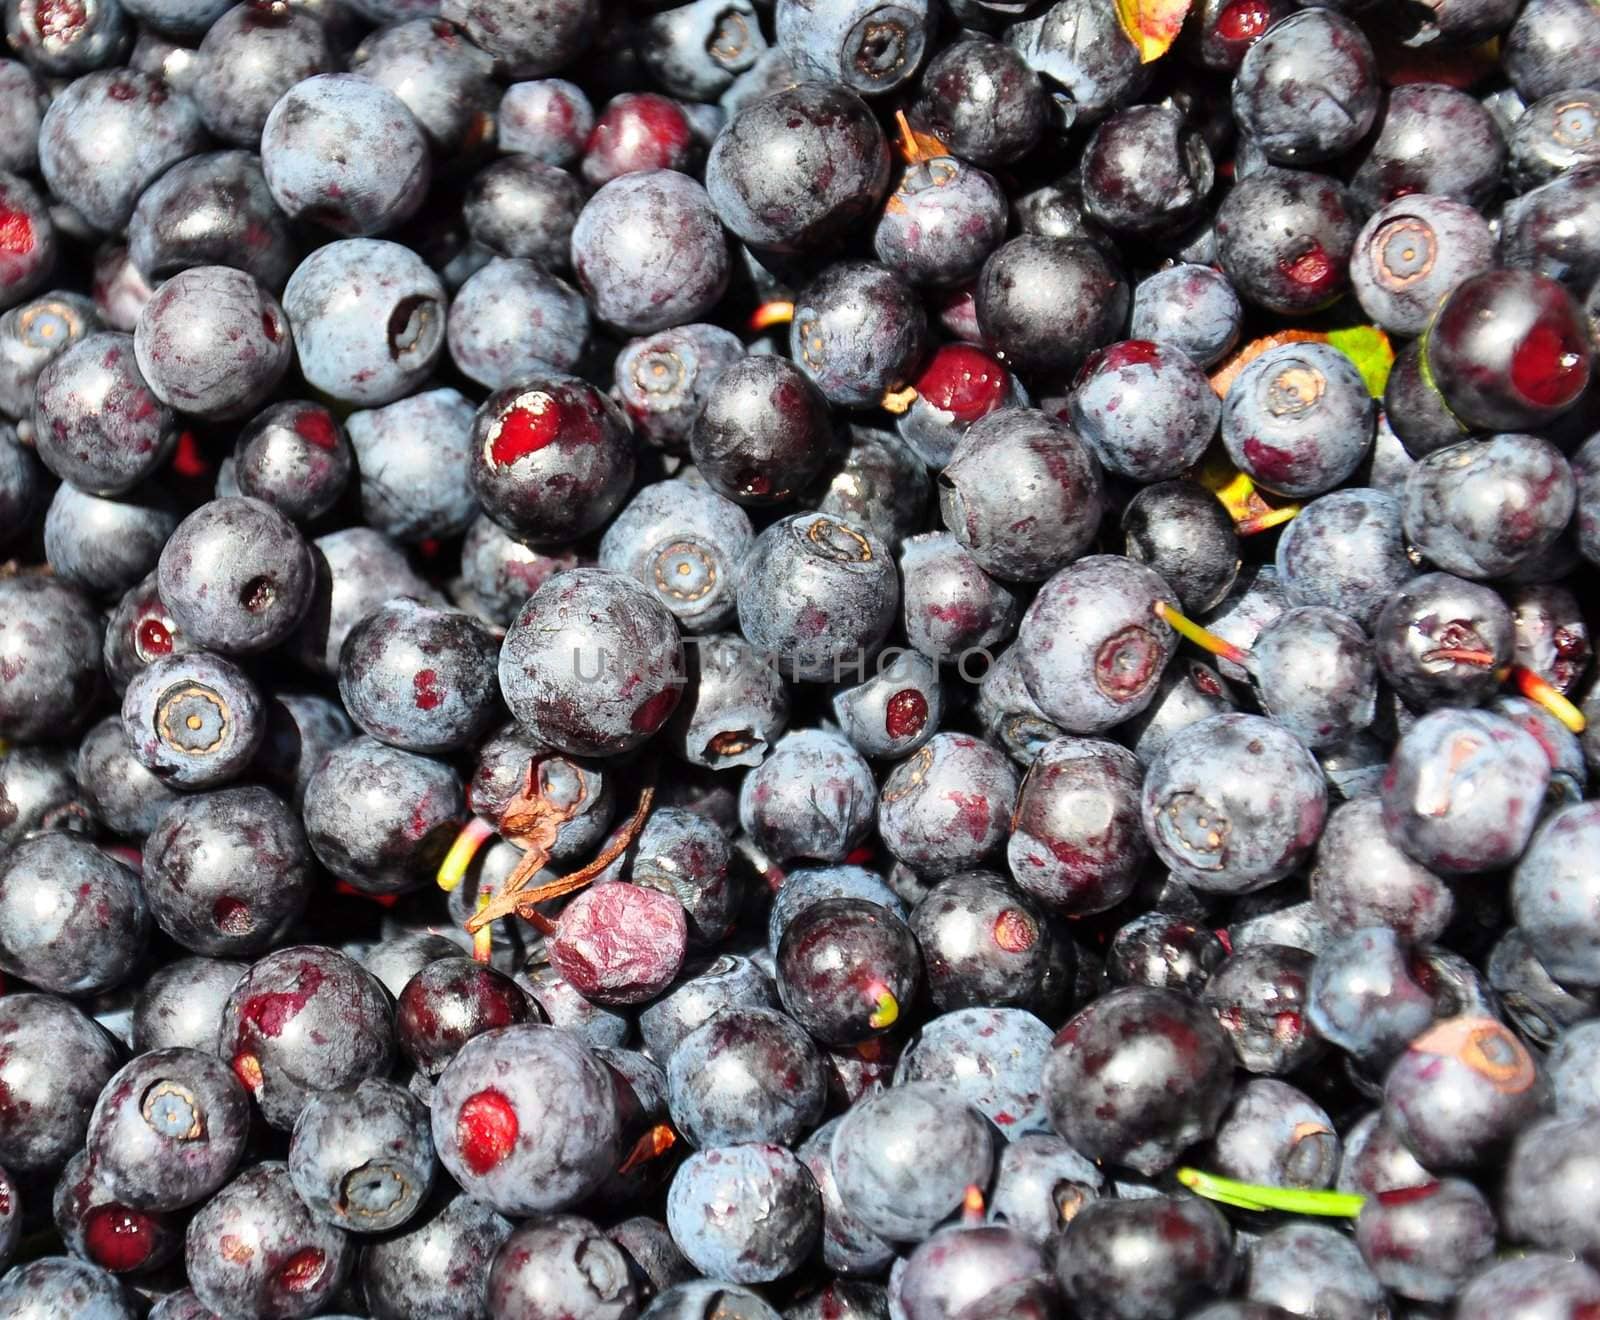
<box><xmin>1114</xmin><ymin>0</ymin><xmax>1194</xmax><ymax>62</ymax></box>
<box><xmin>1208</xmin><ymin>329</ymin><xmax>1328</xmax><ymax>398</ymax></box>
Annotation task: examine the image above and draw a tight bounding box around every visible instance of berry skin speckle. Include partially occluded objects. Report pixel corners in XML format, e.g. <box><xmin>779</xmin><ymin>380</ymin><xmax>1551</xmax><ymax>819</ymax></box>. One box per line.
<box><xmin>456</xmin><ymin>1089</ymin><xmax>519</xmax><ymax>1176</ymax></box>
<box><xmin>413</xmin><ymin>669</ymin><xmax>443</xmax><ymax>710</ymax></box>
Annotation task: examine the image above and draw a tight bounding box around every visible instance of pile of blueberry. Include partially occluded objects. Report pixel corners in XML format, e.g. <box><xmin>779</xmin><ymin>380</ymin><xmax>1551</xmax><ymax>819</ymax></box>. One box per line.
<box><xmin>7</xmin><ymin>0</ymin><xmax>1600</xmax><ymax>1314</ymax></box>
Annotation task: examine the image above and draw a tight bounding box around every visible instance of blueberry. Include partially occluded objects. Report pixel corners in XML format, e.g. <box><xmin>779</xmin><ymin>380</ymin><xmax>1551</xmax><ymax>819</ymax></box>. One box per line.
<box><xmin>41</xmin><ymin>481</ymin><xmax>175</xmax><ymax>600</ymax></box>
<box><xmin>1128</xmin><ymin>264</ymin><xmax>1241</xmax><ymax>370</ymax></box>
<box><xmin>1381</xmin><ymin>706</ymin><xmax>1549</xmax><ymax>875</ymax></box>
<box><xmin>939</xmin><ymin>409</ymin><xmax>1106</xmax><ymax>583</ymax></box>
<box><xmin>133</xmin><ymin>266</ymin><xmax>292</xmax><ymax>420</ymax></box>
<box><xmin>691</xmin><ymin>354</ymin><xmax>837</xmax><ymax>506</ymax></box>
<box><xmin>664</xmin><ymin>634</ymin><xmax>792</xmax><ymax>771</ymax></box>
<box><xmin>302</xmin><ymin>735</ymin><xmax>464</xmax><ymax>897</ymax></box>
<box><xmin>158</xmin><ymin>498</ymin><xmax>314</xmax><ymax>655</ymax></box>
<box><xmin>976</xmin><ymin>238</ymin><xmax>1128</xmax><ymax>380</ymax></box>
<box><xmin>1081</xmin><ymin>105</ymin><xmax>1214</xmax><ymax>236</ymax></box>
<box><xmin>1201</xmin><ymin>943</ymin><xmax>1320</xmax><ymax>1075</ymax></box>
<box><xmin>1121</xmin><ymin>482</ymin><xmax>1240</xmax><ymax>616</ymax></box>
<box><xmin>218</xmin><ymin>945</ymin><xmax>395</xmax><ymax>1130</ymax></box>
<box><xmin>1501</xmin><ymin>1114</ymin><xmax>1600</xmax><ymax>1262</ymax></box>
<box><xmin>1352</xmin><ymin>1179</ymin><xmax>1495</xmax><ymax>1304</ymax></box>
<box><xmin>1351</xmin><ymin>82</ymin><xmax>1506</xmax><ymax>212</ymax></box>
<box><xmin>549</xmin><ymin>880</ymin><xmax>688</xmax><ymax>1006</ymax></box>
<box><xmin>706</xmin><ymin>81</ymin><xmax>890</xmax><ymax>254</ymax></box>
<box><xmin>486</xmin><ymin>1214</ymin><xmax>639</xmax><ymax>1319</ymax></box>
<box><xmin>666</xmin><ymin>1005</ymin><xmax>826</xmax><ymax>1146</ymax></box>
<box><xmin>0</xmin><ymin>744</ymin><xmax>88</xmax><ymax>847</ymax></box>
<box><xmin>1307</xmin><ymin>926</ymin><xmax>1438</xmax><ymax>1068</ymax></box>
<box><xmin>132</xmin><ymin>956</ymin><xmax>247</xmax><ymax>1054</ymax></box>
<box><xmin>831</xmin><ymin>1082</ymin><xmax>995</xmax><ymax>1242</ymax></box>
<box><xmin>446</xmin><ymin>257</ymin><xmax>589</xmax><ymax>389</ymax></box>
<box><xmin>879</xmin><ymin>732</ymin><xmax>1017</xmax><ymax>876</ymax></box>
<box><xmin>1215</xmin><ymin>168</ymin><xmax>1361</xmax><ymax>316</ymax></box>
<box><xmin>1220</xmin><ymin>342</ymin><xmax>1376</xmax><ymax>498</ymax></box>
<box><xmin>230</xmin><ymin>400</ymin><xmax>352</xmax><ymax>525</ymax></box>
<box><xmin>87</xmin><ymin>1046</ymin><xmax>250</xmax><ymax>1213</ymax></box>
<box><xmin>346</xmin><ymin>388</ymin><xmax>479</xmax><ymax>542</ymax></box>
<box><xmin>38</xmin><ymin>71</ymin><xmax>203</xmax><ymax>233</ymax></box>
<box><xmin>0</xmin><ymin>833</ymin><xmax>147</xmax><ymax>995</ymax></box>
<box><xmin>497</xmin><ymin>78</ymin><xmax>594</xmax><ymax>162</ymax></box>
<box><xmin>613</xmin><ymin>323</ymin><xmax>745</xmax><ymax>452</ymax></box>
<box><xmin>1015</xmin><ymin>555</ymin><xmax>1177</xmax><ymax>733</ymax></box>
<box><xmin>142</xmin><ymin>785</ymin><xmax>313</xmax><ymax>957</ymax></box>
<box><xmin>1309</xmin><ymin>797</ymin><xmax>1454</xmax><ymax>945</ymax></box>
<box><xmin>0</xmin><ymin>993</ymin><xmax>122</xmax><ymax>1172</ymax></box>
<box><xmin>1232</xmin><ymin>10</ymin><xmax>1377</xmax><ymax>164</ymax></box>
<box><xmin>1373</xmin><ymin>571</ymin><xmax>1513</xmax><ymax>710</ymax></box>
<box><xmin>191</xmin><ymin>4</ymin><xmax>333</xmax><ymax>146</ymax></box>
<box><xmin>349</xmin><ymin>17</ymin><xmax>497</xmax><ymax>159</ymax></box>
<box><xmin>1337</xmin><ymin>1109</ymin><xmax>1434</xmax><ymax>1196</ymax></box>
<box><xmin>0</xmin><ymin>291</ymin><xmax>98</xmax><ymax>422</ymax></box>
<box><xmin>0</xmin><ymin>1259</ymin><xmax>135</xmax><ymax>1318</ymax></box>
<box><xmin>898</xmin><ymin>532</ymin><xmax>1020</xmax><ymax>664</ymax></box>
<box><xmin>288</xmin><ymin>1077</ymin><xmax>435</xmax><ymax>1233</ymax></box>
<box><xmin>281</xmin><ymin>239</ymin><xmax>446</xmax><ymax>407</ymax></box>
<box><xmin>1005</xmin><ymin>0</ymin><xmax>1147</xmax><ymax>122</ymax></box>
<box><xmin>1244</xmin><ymin>1224</ymin><xmax>1386</xmax><ymax>1320</ymax></box>
<box><xmin>1071</xmin><ymin>340</ymin><xmax>1220</xmax><ymax>482</ymax></box>
<box><xmin>832</xmin><ymin>649</ymin><xmax>943</xmax><ymax>760</ymax></box>
<box><xmin>441</xmin><ymin>0</ymin><xmax>596</xmax><ymax>77</ymax></box>
<box><xmin>359</xmin><ymin>1192</ymin><xmax>512</xmax><ymax>1320</ymax></box>
<box><xmin>184</xmin><ymin>1162</ymin><xmax>352</xmax><ymax>1318</ymax></box>
<box><xmin>667</xmin><ymin>1143</ymin><xmax>820</xmax><ymax>1284</ymax></box>
<box><xmin>642</xmin><ymin>0</ymin><xmax>767</xmax><ymax>100</ymax></box>
<box><xmin>913</xmin><ymin>39</ymin><xmax>1046</xmax><ymax>167</ymax></box>
<box><xmin>629</xmin><ymin>808</ymin><xmax>738</xmax><ymax>946</ymax></box>
<box><xmin>874</xmin><ymin>155</ymin><xmax>1007</xmax><ymax>289</ymax></box>
<box><xmin>894</xmin><ymin>1006</ymin><xmax>1052</xmax><ymax>1133</ymax></box>
<box><xmin>82</xmin><ymin>704</ymin><xmax>185</xmax><ymax>834</ymax></box>
<box><xmin>1350</xmin><ymin>195</ymin><xmax>1496</xmax><ymax>338</ymax></box>
<box><xmin>910</xmin><ymin>870</ymin><xmax>1057</xmax><ymax>1012</ymax></box>
<box><xmin>1274</xmin><ymin>489</ymin><xmax>1416</xmax><ymax>632</ymax></box>
<box><xmin>1055</xmin><ymin>1196</ymin><xmax>1232</xmax><ymax>1320</ymax></box>
<box><xmin>462</xmin><ymin>154</ymin><xmax>586</xmax><ymax>271</ymax></box>
<box><xmin>338</xmin><ymin>599</ymin><xmax>499</xmax><ymax>755</ymax></box>
<box><xmin>430</xmin><ymin>1023</ymin><xmax>621</xmax><ymax>1216</ymax></box>
<box><xmin>32</xmin><ymin>332</ymin><xmax>175</xmax><ymax>496</ymax></box>
<box><xmin>571</xmin><ymin>170</ymin><xmax>730</xmax><ymax>335</ymax></box>
<box><xmin>1250</xmin><ymin>605</ymin><xmax>1376</xmax><ymax>750</ymax></box>
<box><xmin>1513</xmin><ymin>800</ymin><xmax>1600</xmax><ymax>985</ymax></box>
<box><xmin>790</xmin><ymin>261</ymin><xmax>925</xmax><ymax>408</ymax></box>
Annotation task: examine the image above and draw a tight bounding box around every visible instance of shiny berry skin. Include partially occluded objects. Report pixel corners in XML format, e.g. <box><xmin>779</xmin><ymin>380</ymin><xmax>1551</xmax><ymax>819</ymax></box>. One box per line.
<box><xmin>1202</xmin><ymin>943</ymin><xmax>1320</xmax><ymax>1075</ymax></box>
<box><xmin>1500</xmin><ymin>165</ymin><xmax>1600</xmax><ymax>292</ymax></box>
<box><xmin>1015</xmin><ymin>555</ymin><xmax>1177</xmax><ymax>733</ymax></box>
<box><xmin>1506</xmin><ymin>0</ymin><xmax>1600</xmax><ymax>100</ymax></box>
<box><xmin>462</xmin><ymin>154</ymin><xmax>585</xmax><ymax>272</ymax></box>
<box><xmin>879</xmin><ymin>732</ymin><xmax>1018</xmax><ymax>877</ymax></box>
<box><xmin>157</xmin><ymin>497</ymin><xmax>315</xmax><ymax>656</ymax></box>
<box><xmin>229</xmin><ymin>399</ymin><xmax>351</xmax><ymax>525</ymax></box>
<box><xmin>1351</xmin><ymin>194</ymin><xmax>1496</xmax><ymax>339</ymax></box>
<box><xmin>86</xmin><ymin>1046</ymin><xmax>250</xmax><ymax>1213</ymax></box>
<box><xmin>582</xmin><ymin>91</ymin><xmax>699</xmax><ymax>187</ymax></box>
<box><xmin>1355</xmin><ymin>1178</ymin><xmax>1497</xmax><ymax>1303</ymax></box>
<box><xmin>1352</xmin><ymin>83</ymin><xmax>1506</xmax><ymax>213</ymax></box>
<box><xmin>487</xmin><ymin>1214</ymin><xmax>639</xmax><ymax>1319</ymax></box>
<box><xmin>806</xmin><ymin>424</ymin><xmax>931</xmax><ymax>553</ymax></box>
<box><xmin>1044</xmin><ymin>985</ymin><xmax>1235</xmax><ymax>1175</ymax></box>
<box><xmin>398</xmin><ymin>956</ymin><xmax>534</xmax><ymax>1078</ymax></box>
<box><xmin>359</xmin><ymin>1192</ymin><xmax>513</xmax><ymax>1320</ymax></box>
<box><xmin>498</xmin><ymin>569</ymin><xmax>685</xmax><ymax>757</ymax></box>
<box><xmin>441</xmin><ymin>0</ymin><xmax>597</xmax><ymax>78</ymax></box>
<box><xmin>1501</xmin><ymin>1115</ymin><xmax>1600</xmax><ymax>1263</ymax></box>
<box><xmin>691</xmin><ymin>353</ymin><xmax>836</xmax><ymax>506</ymax></box>
<box><xmin>348</xmin><ymin>16</ymin><xmax>496</xmax><ymax>160</ymax></box>
<box><xmin>665</xmin><ymin>1005</ymin><xmax>827</xmax><ymax>1148</ymax></box>
<box><xmin>1070</xmin><ymin>339</ymin><xmax>1220</xmax><ymax>482</ymax></box>
<box><xmin>0</xmin><ymin>993</ymin><xmax>121</xmax><ymax>1173</ymax></box>
<box><xmin>42</xmin><ymin>481</ymin><xmax>177</xmax><ymax>599</ymax></box>
<box><xmin>288</xmin><ymin>1077</ymin><xmax>435</xmax><ymax>1234</ymax></box>
<box><xmin>737</xmin><ymin>513</ymin><xmax>897</xmax><ymax>683</ymax></box>
<box><xmin>1194</xmin><ymin>0</ymin><xmax>1294</xmax><ymax>70</ymax></box>
<box><xmin>939</xmin><ymin>409</ymin><xmax>1106</xmax><ymax>583</ymax></box>
<box><xmin>260</xmin><ymin>74</ymin><xmax>429</xmax><ymax>237</ymax></box>
<box><xmin>469</xmin><ymin>375</ymin><xmax>635</xmax><ymax>545</ymax></box>
<box><xmin>38</xmin><ymin>70</ymin><xmax>204</xmax><ymax>233</ymax></box>
<box><xmin>831</xmin><ymin>1081</ymin><xmax>995</xmax><ymax>1242</ymax></box>
<box><xmin>572</xmin><ymin>170</ymin><xmax>729</xmax><ymax>336</ymax></box>
<box><xmin>776</xmin><ymin>897</ymin><xmax>920</xmax><ymax>1046</ymax></box>
<box><xmin>1510</xmin><ymin>582</ymin><xmax>1591</xmax><ymax>695</ymax></box>
<box><xmin>1310</xmin><ymin>797</ymin><xmax>1454</xmax><ymax>945</ymax></box>
<box><xmin>192</xmin><ymin>3</ymin><xmax>334</xmax><ymax>147</ymax></box>
<box><xmin>707</xmin><ymin>81</ymin><xmax>890</xmax><ymax>254</ymax></box>
<box><xmin>874</xmin><ymin>155</ymin><xmax>1007</xmax><ymax>289</ymax></box>
<box><xmin>282</xmin><ymin>239</ymin><xmax>447</xmax><ymax>408</ymax></box>
<box><xmin>32</xmin><ymin>331</ymin><xmax>175</xmax><ymax>496</ymax></box>
<box><xmin>302</xmin><ymin>735</ymin><xmax>464</xmax><ymax>897</ymax></box>
<box><xmin>1056</xmin><ymin>1195</ymin><xmax>1233</xmax><ymax>1320</ymax></box>
<box><xmin>1425</xmin><ymin>269</ymin><xmax>1593</xmax><ymax>431</ymax></box>
<box><xmin>598</xmin><ymin>479</ymin><xmax>753</xmax><ymax>635</ymax></box>
<box><xmin>790</xmin><ymin>261</ymin><xmax>925</xmax><ymax>408</ymax></box>
<box><xmin>909</xmin><ymin>870</ymin><xmax>1057</xmax><ymax>1013</ymax></box>
<box><xmin>1129</xmin><ymin>264</ymin><xmax>1241</xmax><ymax>370</ymax></box>
<box><xmin>219</xmin><ymin>945</ymin><xmax>396</xmax><ymax>1131</ymax></box>
<box><xmin>184</xmin><ymin>1161</ymin><xmax>352</xmax><ymax>1319</ymax></box>
<box><xmin>0</xmin><ymin>577</ymin><xmax>101</xmax><ymax>743</ymax></box>
<box><xmin>1251</xmin><ymin>605</ymin><xmax>1376</xmax><ymax>750</ymax></box>
<box><xmin>1308</xmin><ymin>926</ymin><xmax>1440</xmax><ymax>1069</ymax></box>
<box><xmin>1245</xmin><ymin>1223</ymin><xmax>1387</xmax><ymax>1320</ymax></box>
<box><xmin>445</xmin><ymin>257</ymin><xmax>590</xmax><ymax>390</ymax></box>
<box><xmin>133</xmin><ymin>265</ymin><xmax>292</xmax><ymax>421</ymax></box>
<box><xmin>740</xmin><ymin>729</ymin><xmax>877</xmax><ymax>864</ymax></box>
<box><xmin>641</xmin><ymin>0</ymin><xmax>768</xmax><ymax>101</ymax></box>
<box><xmin>1081</xmin><ymin>105</ymin><xmax>1214</xmax><ymax>237</ymax></box>
<box><xmin>133</xmin><ymin>956</ymin><xmax>249</xmax><ymax>1055</ymax></box>
<box><xmin>1121</xmin><ymin>481</ymin><xmax>1240</xmax><ymax>617</ymax></box>
<box><xmin>667</xmin><ymin>1143</ymin><xmax>821</xmax><ymax>1284</ymax></box>
<box><xmin>1215</xmin><ymin>167</ymin><xmax>1361</xmax><ymax>316</ymax></box>
<box><xmin>913</xmin><ymin>39</ymin><xmax>1046</xmax><ymax>168</ymax></box>
<box><xmin>142</xmin><ymin>785</ymin><xmax>313</xmax><ymax>958</ymax></box>
<box><xmin>53</xmin><ymin>1147</ymin><xmax>182</xmax><ymax>1275</ymax></box>
<box><xmin>1338</xmin><ymin>1109</ymin><xmax>1433</xmax><ymax>1196</ymax></box>
<box><xmin>1107</xmin><ymin>912</ymin><xmax>1228</xmax><ymax>996</ymax></box>
<box><xmin>613</xmin><ymin>323</ymin><xmax>745</xmax><ymax>452</ymax></box>
<box><xmin>1222</xmin><ymin>341</ymin><xmax>1376</xmax><ymax>499</ymax></box>
<box><xmin>0</xmin><ymin>1258</ymin><xmax>136</xmax><ymax>1316</ymax></box>
<box><xmin>1232</xmin><ymin>10</ymin><xmax>1377</xmax><ymax>164</ymax></box>
<box><xmin>976</xmin><ymin>237</ymin><xmax>1129</xmax><ymax>380</ymax></box>
<box><xmin>347</xmin><ymin>388</ymin><xmax>479</xmax><ymax>545</ymax></box>
<box><xmin>1208</xmin><ymin>1077</ymin><xmax>1338</xmax><ymax>1190</ymax></box>
<box><xmin>1513</xmin><ymin>800</ymin><xmax>1600</xmax><ymax>986</ymax></box>
<box><xmin>1141</xmin><ymin>712</ymin><xmax>1327</xmax><ymax>894</ymax></box>
<box><xmin>1374</xmin><ymin>571</ymin><xmax>1513</xmax><ymax>710</ymax></box>
<box><xmin>338</xmin><ymin>599</ymin><xmax>499</xmax><ymax>755</ymax></box>
<box><xmin>898</xmin><ymin>531</ymin><xmax>1020</xmax><ymax>663</ymax></box>
<box><xmin>1274</xmin><ymin>489</ymin><xmax>1415</xmax><ymax>633</ymax></box>
<box><xmin>1381</xmin><ymin>707</ymin><xmax>1550</xmax><ymax>876</ymax></box>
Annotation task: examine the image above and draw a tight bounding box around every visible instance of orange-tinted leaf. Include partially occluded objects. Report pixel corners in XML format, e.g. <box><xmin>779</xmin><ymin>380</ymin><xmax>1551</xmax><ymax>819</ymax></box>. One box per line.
<box><xmin>1207</xmin><ymin>329</ymin><xmax>1329</xmax><ymax>397</ymax></box>
<box><xmin>1113</xmin><ymin>0</ymin><xmax>1193</xmax><ymax>61</ymax></box>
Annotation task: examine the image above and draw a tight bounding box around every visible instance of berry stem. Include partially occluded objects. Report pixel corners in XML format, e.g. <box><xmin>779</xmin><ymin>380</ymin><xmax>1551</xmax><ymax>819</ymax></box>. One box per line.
<box><xmin>436</xmin><ymin>816</ymin><xmax>497</xmax><ymax>893</ymax></box>
<box><xmin>1175</xmin><ymin>1167</ymin><xmax>1366</xmax><ymax>1217</ymax></box>
<box><xmin>616</xmin><ymin>1122</ymin><xmax>678</xmax><ymax>1175</ymax></box>
<box><xmin>1153</xmin><ymin>600</ymin><xmax>1252</xmax><ymax>667</ymax></box>
<box><xmin>866</xmin><ymin>986</ymin><xmax>899</xmax><ymax>1029</ymax></box>
<box><xmin>748</xmin><ymin>300</ymin><xmax>795</xmax><ymax>332</ymax></box>
<box><xmin>1508</xmin><ymin>664</ymin><xmax>1587</xmax><ymax>733</ymax></box>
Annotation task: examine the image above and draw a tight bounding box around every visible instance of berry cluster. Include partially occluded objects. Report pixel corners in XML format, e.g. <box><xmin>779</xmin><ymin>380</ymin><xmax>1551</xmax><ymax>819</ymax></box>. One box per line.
<box><xmin>2</xmin><ymin>0</ymin><xmax>1600</xmax><ymax>1316</ymax></box>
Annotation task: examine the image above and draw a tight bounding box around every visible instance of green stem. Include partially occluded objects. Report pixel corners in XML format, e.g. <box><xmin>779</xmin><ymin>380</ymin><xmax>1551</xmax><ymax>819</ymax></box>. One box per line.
<box><xmin>1176</xmin><ymin>1167</ymin><xmax>1367</xmax><ymax>1218</ymax></box>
